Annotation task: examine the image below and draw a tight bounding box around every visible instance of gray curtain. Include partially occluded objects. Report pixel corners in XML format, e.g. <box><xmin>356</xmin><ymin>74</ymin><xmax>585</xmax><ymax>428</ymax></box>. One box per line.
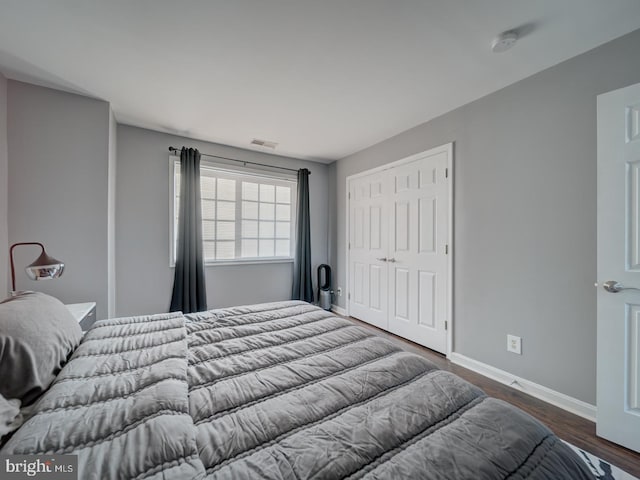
<box><xmin>170</xmin><ymin>147</ymin><xmax>207</xmax><ymax>313</ymax></box>
<box><xmin>292</xmin><ymin>168</ymin><xmax>314</xmax><ymax>302</ymax></box>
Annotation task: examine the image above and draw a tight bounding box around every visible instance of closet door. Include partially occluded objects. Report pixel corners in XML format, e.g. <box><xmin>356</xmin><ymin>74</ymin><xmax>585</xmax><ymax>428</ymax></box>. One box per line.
<box><xmin>388</xmin><ymin>151</ymin><xmax>449</xmax><ymax>353</ymax></box>
<box><xmin>348</xmin><ymin>172</ymin><xmax>389</xmax><ymax>329</ymax></box>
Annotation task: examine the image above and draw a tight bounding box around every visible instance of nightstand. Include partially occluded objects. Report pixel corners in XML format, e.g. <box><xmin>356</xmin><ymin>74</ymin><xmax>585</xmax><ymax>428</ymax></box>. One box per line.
<box><xmin>66</xmin><ymin>302</ymin><xmax>97</xmax><ymax>332</ymax></box>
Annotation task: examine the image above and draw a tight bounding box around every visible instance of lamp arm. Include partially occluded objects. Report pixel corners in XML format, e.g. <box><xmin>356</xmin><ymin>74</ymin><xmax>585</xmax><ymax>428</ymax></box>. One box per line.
<box><xmin>9</xmin><ymin>242</ymin><xmax>45</xmax><ymax>292</ymax></box>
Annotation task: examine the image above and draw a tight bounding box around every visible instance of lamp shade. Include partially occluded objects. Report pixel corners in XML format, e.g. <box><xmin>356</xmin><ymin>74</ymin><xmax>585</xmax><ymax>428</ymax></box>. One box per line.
<box><xmin>9</xmin><ymin>242</ymin><xmax>65</xmax><ymax>292</ymax></box>
<box><xmin>25</xmin><ymin>250</ymin><xmax>65</xmax><ymax>281</ymax></box>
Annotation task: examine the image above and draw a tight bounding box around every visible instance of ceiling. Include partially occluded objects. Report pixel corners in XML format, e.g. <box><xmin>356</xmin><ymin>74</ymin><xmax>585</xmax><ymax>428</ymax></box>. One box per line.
<box><xmin>1</xmin><ymin>1</ymin><xmax>639</xmax><ymax>163</ymax></box>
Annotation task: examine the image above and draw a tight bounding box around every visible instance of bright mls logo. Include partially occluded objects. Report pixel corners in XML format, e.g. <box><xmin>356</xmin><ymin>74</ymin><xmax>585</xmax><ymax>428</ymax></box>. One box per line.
<box><xmin>0</xmin><ymin>455</ymin><xmax>77</xmax><ymax>480</ymax></box>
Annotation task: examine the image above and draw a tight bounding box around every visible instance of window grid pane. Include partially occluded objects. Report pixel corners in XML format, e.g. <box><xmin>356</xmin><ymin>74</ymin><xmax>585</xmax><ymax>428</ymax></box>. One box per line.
<box><xmin>217</xmin><ymin>201</ymin><xmax>235</xmax><ymax>221</ymax></box>
<box><xmin>242</xmin><ymin>201</ymin><xmax>258</xmax><ymax>220</ymax></box>
<box><xmin>217</xmin><ymin>178</ymin><xmax>235</xmax><ymax>201</ymax></box>
<box><xmin>275</xmin><ymin>221</ymin><xmax>290</xmax><ymax>238</ymax></box>
<box><xmin>275</xmin><ymin>240</ymin><xmax>290</xmax><ymax>257</ymax></box>
<box><xmin>242</xmin><ymin>239</ymin><xmax>258</xmax><ymax>257</ymax></box>
<box><xmin>259</xmin><ymin>184</ymin><xmax>275</xmax><ymax>203</ymax></box>
<box><xmin>242</xmin><ymin>220</ymin><xmax>258</xmax><ymax>237</ymax></box>
<box><xmin>259</xmin><ymin>239</ymin><xmax>275</xmax><ymax>257</ymax></box>
<box><xmin>243</xmin><ymin>182</ymin><xmax>259</xmax><ymax>201</ymax></box>
<box><xmin>203</xmin><ymin>220</ymin><xmax>216</xmax><ymax>240</ymax></box>
<box><xmin>203</xmin><ymin>241</ymin><xmax>216</xmax><ymax>259</ymax></box>
<box><xmin>216</xmin><ymin>241</ymin><xmax>235</xmax><ymax>259</ymax></box>
<box><xmin>275</xmin><ymin>204</ymin><xmax>290</xmax><ymax>221</ymax></box>
<box><xmin>259</xmin><ymin>203</ymin><xmax>275</xmax><ymax>220</ymax></box>
<box><xmin>201</xmin><ymin>176</ymin><xmax>216</xmax><ymax>199</ymax></box>
<box><xmin>259</xmin><ymin>221</ymin><xmax>275</xmax><ymax>238</ymax></box>
<box><xmin>276</xmin><ymin>186</ymin><xmax>291</xmax><ymax>204</ymax></box>
<box><xmin>202</xmin><ymin>199</ymin><xmax>216</xmax><ymax>219</ymax></box>
<box><xmin>216</xmin><ymin>221</ymin><xmax>235</xmax><ymax>240</ymax></box>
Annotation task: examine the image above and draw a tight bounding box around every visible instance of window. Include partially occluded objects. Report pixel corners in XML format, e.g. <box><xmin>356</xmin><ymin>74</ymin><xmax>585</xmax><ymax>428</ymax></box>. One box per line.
<box><xmin>171</xmin><ymin>157</ymin><xmax>297</xmax><ymax>264</ymax></box>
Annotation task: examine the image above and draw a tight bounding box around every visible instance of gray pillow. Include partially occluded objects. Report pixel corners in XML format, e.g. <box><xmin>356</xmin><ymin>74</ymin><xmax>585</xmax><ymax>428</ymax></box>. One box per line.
<box><xmin>0</xmin><ymin>291</ymin><xmax>83</xmax><ymax>405</ymax></box>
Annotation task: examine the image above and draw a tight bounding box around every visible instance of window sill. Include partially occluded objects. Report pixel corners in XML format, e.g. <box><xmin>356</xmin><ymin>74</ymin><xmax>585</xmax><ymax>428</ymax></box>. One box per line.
<box><xmin>206</xmin><ymin>257</ymin><xmax>294</xmax><ymax>267</ymax></box>
<box><xmin>170</xmin><ymin>258</ymin><xmax>294</xmax><ymax>268</ymax></box>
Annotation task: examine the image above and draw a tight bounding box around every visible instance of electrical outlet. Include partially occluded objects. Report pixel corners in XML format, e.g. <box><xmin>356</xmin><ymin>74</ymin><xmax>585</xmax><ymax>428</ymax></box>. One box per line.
<box><xmin>336</xmin><ymin>287</ymin><xmax>343</xmax><ymax>297</ymax></box>
<box><xmin>507</xmin><ymin>335</ymin><xmax>522</xmax><ymax>355</ymax></box>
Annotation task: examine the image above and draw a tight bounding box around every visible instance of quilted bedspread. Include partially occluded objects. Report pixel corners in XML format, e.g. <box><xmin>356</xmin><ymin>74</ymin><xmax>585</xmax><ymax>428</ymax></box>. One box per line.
<box><xmin>2</xmin><ymin>301</ymin><xmax>594</xmax><ymax>479</ymax></box>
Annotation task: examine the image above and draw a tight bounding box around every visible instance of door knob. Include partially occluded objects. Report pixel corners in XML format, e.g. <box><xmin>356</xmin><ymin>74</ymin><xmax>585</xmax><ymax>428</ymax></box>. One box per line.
<box><xmin>376</xmin><ymin>257</ymin><xmax>388</xmax><ymax>262</ymax></box>
<box><xmin>602</xmin><ymin>280</ymin><xmax>640</xmax><ymax>293</ymax></box>
<box><xmin>387</xmin><ymin>258</ymin><xmax>397</xmax><ymax>263</ymax></box>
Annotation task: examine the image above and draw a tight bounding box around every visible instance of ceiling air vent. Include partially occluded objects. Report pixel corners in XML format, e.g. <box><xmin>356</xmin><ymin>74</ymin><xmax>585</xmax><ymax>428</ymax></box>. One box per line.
<box><xmin>250</xmin><ymin>138</ymin><xmax>278</xmax><ymax>149</ymax></box>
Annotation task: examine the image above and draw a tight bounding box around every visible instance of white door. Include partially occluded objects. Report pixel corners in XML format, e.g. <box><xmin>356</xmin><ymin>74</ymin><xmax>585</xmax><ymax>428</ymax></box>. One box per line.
<box><xmin>347</xmin><ymin>144</ymin><xmax>452</xmax><ymax>354</ymax></box>
<box><xmin>597</xmin><ymin>82</ymin><xmax>640</xmax><ymax>452</ymax></box>
<box><xmin>388</xmin><ymin>150</ymin><xmax>450</xmax><ymax>353</ymax></box>
<box><xmin>348</xmin><ymin>172</ymin><xmax>389</xmax><ymax>329</ymax></box>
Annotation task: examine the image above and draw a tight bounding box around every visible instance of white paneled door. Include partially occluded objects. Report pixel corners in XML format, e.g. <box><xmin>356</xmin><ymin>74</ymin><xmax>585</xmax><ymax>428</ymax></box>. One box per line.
<box><xmin>597</xmin><ymin>82</ymin><xmax>640</xmax><ymax>453</ymax></box>
<box><xmin>348</xmin><ymin>144</ymin><xmax>452</xmax><ymax>354</ymax></box>
<box><xmin>388</xmin><ymin>152</ymin><xmax>450</xmax><ymax>352</ymax></box>
<box><xmin>348</xmin><ymin>171</ymin><xmax>389</xmax><ymax>329</ymax></box>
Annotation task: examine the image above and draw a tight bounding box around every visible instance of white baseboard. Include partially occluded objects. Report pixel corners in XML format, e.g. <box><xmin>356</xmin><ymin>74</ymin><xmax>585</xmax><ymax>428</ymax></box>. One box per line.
<box><xmin>448</xmin><ymin>352</ymin><xmax>597</xmax><ymax>422</ymax></box>
<box><xmin>331</xmin><ymin>304</ymin><xmax>347</xmax><ymax>316</ymax></box>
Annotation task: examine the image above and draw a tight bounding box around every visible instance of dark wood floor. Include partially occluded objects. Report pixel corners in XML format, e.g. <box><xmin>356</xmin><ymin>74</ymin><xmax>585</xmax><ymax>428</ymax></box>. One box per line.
<box><xmin>342</xmin><ymin>315</ymin><xmax>640</xmax><ymax>478</ymax></box>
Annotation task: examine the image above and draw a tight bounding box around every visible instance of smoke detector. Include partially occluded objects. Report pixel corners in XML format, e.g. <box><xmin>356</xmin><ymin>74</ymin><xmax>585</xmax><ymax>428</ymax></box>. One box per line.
<box><xmin>491</xmin><ymin>31</ymin><xmax>518</xmax><ymax>53</ymax></box>
<box><xmin>250</xmin><ymin>139</ymin><xmax>278</xmax><ymax>149</ymax></box>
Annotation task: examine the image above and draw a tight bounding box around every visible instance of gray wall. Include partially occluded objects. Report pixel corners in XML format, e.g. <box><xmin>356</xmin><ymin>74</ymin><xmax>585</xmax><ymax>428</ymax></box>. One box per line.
<box><xmin>0</xmin><ymin>73</ymin><xmax>7</xmax><ymax>297</ymax></box>
<box><xmin>7</xmin><ymin>81</ymin><xmax>111</xmax><ymax>319</ymax></box>
<box><xmin>116</xmin><ymin>125</ymin><xmax>329</xmax><ymax>317</ymax></box>
<box><xmin>331</xmin><ymin>28</ymin><xmax>640</xmax><ymax>405</ymax></box>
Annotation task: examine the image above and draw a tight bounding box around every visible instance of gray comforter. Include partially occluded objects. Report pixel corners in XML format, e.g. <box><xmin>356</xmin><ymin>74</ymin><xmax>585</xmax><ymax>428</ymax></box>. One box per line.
<box><xmin>2</xmin><ymin>301</ymin><xmax>594</xmax><ymax>479</ymax></box>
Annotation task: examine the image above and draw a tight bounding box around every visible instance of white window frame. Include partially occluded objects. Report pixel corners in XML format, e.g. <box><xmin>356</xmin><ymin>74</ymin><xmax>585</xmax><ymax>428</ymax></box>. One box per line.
<box><xmin>169</xmin><ymin>155</ymin><xmax>297</xmax><ymax>266</ymax></box>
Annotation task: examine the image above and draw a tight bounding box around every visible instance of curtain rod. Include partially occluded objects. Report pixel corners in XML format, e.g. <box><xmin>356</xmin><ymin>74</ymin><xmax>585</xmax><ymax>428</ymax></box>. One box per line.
<box><xmin>168</xmin><ymin>146</ymin><xmax>306</xmax><ymax>174</ymax></box>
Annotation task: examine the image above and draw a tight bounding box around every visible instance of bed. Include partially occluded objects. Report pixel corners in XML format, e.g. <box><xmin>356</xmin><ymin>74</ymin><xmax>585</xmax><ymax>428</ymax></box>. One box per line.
<box><xmin>0</xmin><ymin>295</ymin><xmax>594</xmax><ymax>479</ymax></box>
